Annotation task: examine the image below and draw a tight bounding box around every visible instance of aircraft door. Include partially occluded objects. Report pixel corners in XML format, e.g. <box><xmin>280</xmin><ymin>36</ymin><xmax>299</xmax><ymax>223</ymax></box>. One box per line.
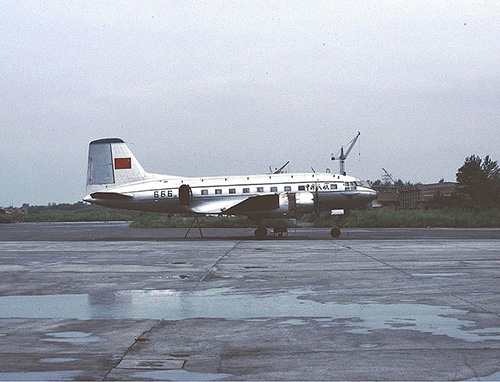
<box><xmin>179</xmin><ymin>184</ymin><xmax>192</xmax><ymax>207</ymax></box>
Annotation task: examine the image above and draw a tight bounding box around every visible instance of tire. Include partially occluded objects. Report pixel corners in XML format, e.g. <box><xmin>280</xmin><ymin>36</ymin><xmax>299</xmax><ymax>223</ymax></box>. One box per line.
<box><xmin>330</xmin><ymin>227</ymin><xmax>341</xmax><ymax>238</ymax></box>
<box><xmin>254</xmin><ymin>227</ymin><xmax>267</xmax><ymax>239</ymax></box>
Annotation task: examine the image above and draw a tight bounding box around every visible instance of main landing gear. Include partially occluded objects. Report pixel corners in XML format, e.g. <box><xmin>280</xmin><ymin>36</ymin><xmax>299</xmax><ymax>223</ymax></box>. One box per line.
<box><xmin>253</xmin><ymin>219</ymin><xmax>341</xmax><ymax>239</ymax></box>
<box><xmin>254</xmin><ymin>226</ymin><xmax>268</xmax><ymax>239</ymax></box>
<box><xmin>253</xmin><ymin>219</ymin><xmax>291</xmax><ymax>239</ymax></box>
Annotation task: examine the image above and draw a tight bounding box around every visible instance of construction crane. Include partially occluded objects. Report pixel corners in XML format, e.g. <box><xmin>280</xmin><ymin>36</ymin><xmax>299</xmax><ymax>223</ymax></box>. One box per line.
<box><xmin>331</xmin><ymin>131</ymin><xmax>360</xmax><ymax>175</ymax></box>
<box><xmin>382</xmin><ymin>168</ymin><xmax>396</xmax><ymax>184</ymax></box>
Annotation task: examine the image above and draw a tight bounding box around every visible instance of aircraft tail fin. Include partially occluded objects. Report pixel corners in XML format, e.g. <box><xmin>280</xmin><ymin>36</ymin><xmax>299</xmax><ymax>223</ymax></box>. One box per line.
<box><xmin>86</xmin><ymin>138</ymin><xmax>148</xmax><ymax>193</ymax></box>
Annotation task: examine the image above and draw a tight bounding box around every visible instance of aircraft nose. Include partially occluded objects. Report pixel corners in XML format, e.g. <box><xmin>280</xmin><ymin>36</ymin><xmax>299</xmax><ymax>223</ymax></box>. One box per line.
<box><xmin>363</xmin><ymin>188</ymin><xmax>378</xmax><ymax>201</ymax></box>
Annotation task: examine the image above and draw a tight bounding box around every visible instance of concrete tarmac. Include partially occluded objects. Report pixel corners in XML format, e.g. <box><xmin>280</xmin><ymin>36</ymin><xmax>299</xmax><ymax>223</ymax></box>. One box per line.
<box><xmin>0</xmin><ymin>222</ymin><xmax>499</xmax><ymax>380</ymax></box>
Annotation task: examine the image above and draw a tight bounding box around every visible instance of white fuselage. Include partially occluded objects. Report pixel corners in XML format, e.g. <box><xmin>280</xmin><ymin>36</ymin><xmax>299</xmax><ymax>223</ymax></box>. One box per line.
<box><xmin>84</xmin><ymin>172</ymin><xmax>377</xmax><ymax>218</ymax></box>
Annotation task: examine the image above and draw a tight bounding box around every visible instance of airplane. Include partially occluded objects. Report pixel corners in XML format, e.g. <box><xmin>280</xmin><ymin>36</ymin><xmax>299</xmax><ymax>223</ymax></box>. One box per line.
<box><xmin>83</xmin><ymin>138</ymin><xmax>377</xmax><ymax>238</ymax></box>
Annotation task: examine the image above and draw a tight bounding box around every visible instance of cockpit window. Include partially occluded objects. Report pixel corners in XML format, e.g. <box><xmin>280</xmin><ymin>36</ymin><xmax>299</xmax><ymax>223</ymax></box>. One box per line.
<box><xmin>344</xmin><ymin>182</ymin><xmax>357</xmax><ymax>190</ymax></box>
<box><xmin>355</xmin><ymin>180</ymin><xmax>372</xmax><ymax>188</ymax></box>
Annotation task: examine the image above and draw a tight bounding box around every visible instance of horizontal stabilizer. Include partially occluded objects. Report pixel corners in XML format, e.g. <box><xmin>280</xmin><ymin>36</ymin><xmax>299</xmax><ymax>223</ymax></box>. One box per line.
<box><xmin>90</xmin><ymin>192</ymin><xmax>133</xmax><ymax>200</ymax></box>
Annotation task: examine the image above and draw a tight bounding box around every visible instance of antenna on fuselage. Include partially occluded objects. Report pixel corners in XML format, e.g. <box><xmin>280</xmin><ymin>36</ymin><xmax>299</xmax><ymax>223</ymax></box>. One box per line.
<box><xmin>331</xmin><ymin>131</ymin><xmax>360</xmax><ymax>175</ymax></box>
<box><xmin>269</xmin><ymin>161</ymin><xmax>290</xmax><ymax>174</ymax></box>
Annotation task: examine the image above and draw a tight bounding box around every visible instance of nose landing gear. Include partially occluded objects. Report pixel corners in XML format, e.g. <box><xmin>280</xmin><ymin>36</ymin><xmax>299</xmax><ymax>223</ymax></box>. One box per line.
<box><xmin>330</xmin><ymin>227</ymin><xmax>341</xmax><ymax>238</ymax></box>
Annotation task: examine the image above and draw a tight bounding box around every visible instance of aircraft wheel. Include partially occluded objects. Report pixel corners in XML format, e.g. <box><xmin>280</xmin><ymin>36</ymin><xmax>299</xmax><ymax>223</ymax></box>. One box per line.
<box><xmin>330</xmin><ymin>227</ymin><xmax>341</xmax><ymax>238</ymax></box>
<box><xmin>254</xmin><ymin>227</ymin><xmax>268</xmax><ymax>239</ymax></box>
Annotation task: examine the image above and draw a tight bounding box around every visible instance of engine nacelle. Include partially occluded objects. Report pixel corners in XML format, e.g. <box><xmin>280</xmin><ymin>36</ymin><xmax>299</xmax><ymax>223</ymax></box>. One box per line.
<box><xmin>289</xmin><ymin>192</ymin><xmax>315</xmax><ymax>214</ymax></box>
<box><xmin>295</xmin><ymin>192</ymin><xmax>315</xmax><ymax>213</ymax></box>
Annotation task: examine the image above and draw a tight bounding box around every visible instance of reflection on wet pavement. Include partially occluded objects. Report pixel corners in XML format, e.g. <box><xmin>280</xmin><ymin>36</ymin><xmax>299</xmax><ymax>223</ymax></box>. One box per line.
<box><xmin>0</xmin><ymin>371</ymin><xmax>84</xmax><ymax>381</ymax></box>
<box><xmin>130</xmin><ymin>369</ymin><xmax>231</xmax><ymax>381</ymax></box>
<box><xmin>41</xmin><ymin>332</ymin><xmax>104</xmax><ymax>344</ymax></box>
<box><xmin>1</xmin><ymin>288</ymin><xmax>498</xmax><ymax>342</ymax></box>
<box><xmin>39</xmin><ymin>358</ymin><xmax>77</xmax><ymax>364</ymax></box>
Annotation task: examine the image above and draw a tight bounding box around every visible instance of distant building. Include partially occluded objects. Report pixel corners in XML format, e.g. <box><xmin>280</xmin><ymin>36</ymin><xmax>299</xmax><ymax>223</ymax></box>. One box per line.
<box><xmin>371</xmin><ymin>182</ymin><xmax>458</xmax><ymax>211</ymax></box>
<box><xmin>1</xmin><ymin>204</ymin><xmax>29</xmax><ymax>215</ymax></box>
<box><xmin>399</xmin><ymin>182</ymin><xmax>457</xmax><ymax>210</ymax></box>
<box><xmin>371</xmin><ymin>185</ymin><xmax>400</xmax><ymax>211</ymax></box>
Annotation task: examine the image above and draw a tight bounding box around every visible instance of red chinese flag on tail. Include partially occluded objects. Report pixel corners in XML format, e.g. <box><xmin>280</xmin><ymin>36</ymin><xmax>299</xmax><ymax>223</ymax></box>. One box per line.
<box><xmin>114</xmin><ymin>157</ymin><xmax>132</xmax><ymax>170</ymax></box>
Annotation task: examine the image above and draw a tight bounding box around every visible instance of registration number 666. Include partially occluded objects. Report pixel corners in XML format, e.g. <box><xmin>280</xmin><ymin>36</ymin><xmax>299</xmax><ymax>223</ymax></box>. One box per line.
<box><xmin>153</xmin><ymin>190</ymin><xmax>173</xmax><ymax>198</ymax></box>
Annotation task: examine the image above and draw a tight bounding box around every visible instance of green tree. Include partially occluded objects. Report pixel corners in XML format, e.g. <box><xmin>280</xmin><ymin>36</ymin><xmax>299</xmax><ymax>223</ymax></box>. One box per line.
<box><xmin>456</xmin><ymin>155</ymin><xmax>500</xmax><ymax>210</ymax></box>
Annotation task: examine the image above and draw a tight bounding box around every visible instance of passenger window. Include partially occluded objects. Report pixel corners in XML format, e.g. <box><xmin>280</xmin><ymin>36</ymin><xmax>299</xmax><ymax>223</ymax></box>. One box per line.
<box><xmin>257</xmin><ymin>187</ymin><xmax>264</xmax><ymax>193</ymax></box>
<box><xmin>215</xmin><ymin>189</ymin><xmax>222</xmax><ymax>195</ymax></box>
<box><xmin>284</xmin><ymin>186</ymin><xmax>292</xmax><ymax>192</ymax></box>
<box><xmin>270</xmin><ymin>186</ymin><xmax>278</xmax><ymax>192</ymax></box>
<box><xmin>330</xmin><ymin>184</ymin><xmax>337</xmax><ymax>190</ymax></box>
<box><xmin>298</xmin><ymin>185</ymin><xmax>305</xmax><ymax>191</ymax></box>
<box><xmin>229</xmin><ymin>188</ymin><xmax>236</xmax><ymax>194</ymax></box>
<box><xmin>201</xmin><ymin>190</ymin><xmax>208</xmax><ymax>195</ymax></box>
<box><xmin>243</xmin><ymin>188</ymin><xmax>250</xmax><ymax>193</ymax></box>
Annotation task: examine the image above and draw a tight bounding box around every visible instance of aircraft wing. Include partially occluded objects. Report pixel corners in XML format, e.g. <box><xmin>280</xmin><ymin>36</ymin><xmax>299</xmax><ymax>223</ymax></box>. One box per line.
<box><xmin>189</xmin><ymin>194</ymin><xmax>279</xmax><ymax>215</ymax></box>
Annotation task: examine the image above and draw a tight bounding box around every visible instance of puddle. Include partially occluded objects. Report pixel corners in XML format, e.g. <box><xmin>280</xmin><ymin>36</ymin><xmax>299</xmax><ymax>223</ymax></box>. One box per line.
<box><xmin>1</xmin><ymin>289</ymin><xmax>499</xmax><ymax>342</ymax></box>
<box><xmin>280</xmin><ymin>319</ymin><xmax>307</xmax><ymax>326</ymax></box>
<box><xmin>42</xmin><ymin>332</ymin><xmax>104</xmax><ymax>344</ymax></box>
<box><xmin>0</xmin><ymin>295</ymin><xmax>90</xmax><ymax>319</ymax></box>
<box><xmin>131</xmin><ymin>369</ymin><xmax>231</xmax><ymax>381</ymax></box>
<box><xmin>39</xmin><ymin>358</ymin><xmax>77</xmax><ymax>363</ymax></box>
<box><xmin>412</xmin><ymin>273</ymin><xmax>469</xmax><ymax>277</ymax></box>
<box><xmin>0</xmin><ymin>371</ymin><xmax>84</xmax><ymax>381</ymax></box>
<box><xmin>359</xmin><ymin>343</ymin><xmax>377</xmax><ymax>348</ymax></box>
<box><xmin>469</xmin><ymin>370</ymin><xmax>500</xmax><ymax>381</ymax></box>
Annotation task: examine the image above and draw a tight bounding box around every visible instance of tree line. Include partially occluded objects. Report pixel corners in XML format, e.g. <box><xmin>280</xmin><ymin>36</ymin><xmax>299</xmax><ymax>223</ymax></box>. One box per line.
<box><xmin>453</xmin><ymin>155</ymin><xmax>500</xmax><ymax>210</ymax></box>
<box><xmin>371</xmin><ymin>155</ymin><xmax>500</xmax><ymax>211</ymax></box>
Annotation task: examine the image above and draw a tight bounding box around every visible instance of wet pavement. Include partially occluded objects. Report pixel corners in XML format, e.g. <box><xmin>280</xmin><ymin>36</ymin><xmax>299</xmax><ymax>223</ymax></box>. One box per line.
<box><xmin>0</xmin><ymin>223</ymin><xmax>499</xmax><ymax>380</ymax></box>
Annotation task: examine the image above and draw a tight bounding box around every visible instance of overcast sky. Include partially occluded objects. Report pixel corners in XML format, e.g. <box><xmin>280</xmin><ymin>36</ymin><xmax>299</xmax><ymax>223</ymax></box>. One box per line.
<box><xmin>1</xmin><ymin>1</ymin><xmax>499</xmax><ymax>206</ymax></box>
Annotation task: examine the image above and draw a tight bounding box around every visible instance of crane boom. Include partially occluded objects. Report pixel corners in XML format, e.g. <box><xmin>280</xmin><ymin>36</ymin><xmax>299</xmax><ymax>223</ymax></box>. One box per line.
<box><xmin>382</xmin><ymin>168</ymin><xmax>396</xmax><ymax>184</ymax></box>
<box><xmin>343</xmin><ymin>131</ymin><xmax>361</xmax><ymax>158</ymax></box>
<box><xmin>331</xmin><ymin>131</ymin><xmax>361</xmax><ymax>175</ymax></box>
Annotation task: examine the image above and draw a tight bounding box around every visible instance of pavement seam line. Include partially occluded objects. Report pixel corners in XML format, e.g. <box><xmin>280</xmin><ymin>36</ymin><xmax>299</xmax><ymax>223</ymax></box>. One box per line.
<box><xmin>102</xmin><ymin>320</ymin><xmax>159</xmax><ymax>381</ymax></box>
<box><xmin>188</xmin><ymin>240</ymin><xmax>242</xmax><ymax>294</ymax></box>
<box><xmin>444</xmin><ymin>242</ymin><xmax>500</xmax><ymax>317</ymax></box>
<box><xmin>335</xmin><ymin>242</ymin><xmax>498</xmax><ymax>317</ymax></box>
<box><xmin>333</xmin><ymin>242</ymin><xmax>419</xmax><ymax>279</ymax></box>
<box><xmin>103</xmin><ymin>241</ymin><xmax>242</xmax><ymax>380</ymax></box>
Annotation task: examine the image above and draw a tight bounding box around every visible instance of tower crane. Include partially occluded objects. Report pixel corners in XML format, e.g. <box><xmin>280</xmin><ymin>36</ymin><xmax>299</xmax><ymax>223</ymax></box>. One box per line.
<box><xmin>331</xmin><ymin>132</ymin><xmax>360</xmax><ymax>175</ymax></box>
